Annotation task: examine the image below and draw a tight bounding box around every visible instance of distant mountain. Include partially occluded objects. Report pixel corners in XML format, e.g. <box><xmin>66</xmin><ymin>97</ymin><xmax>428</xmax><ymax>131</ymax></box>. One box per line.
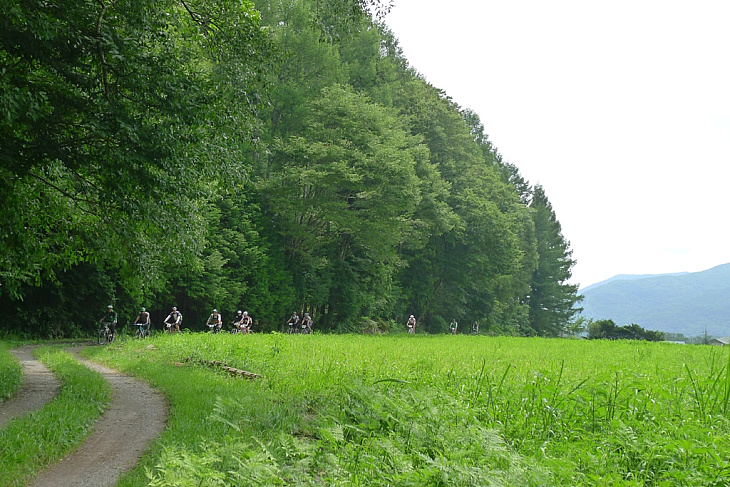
<box><xmin>580</xmin><ymin>272</ymin><xmax>689</xmax><ymax>293</ymax></box>
<box><xmin>578</xmin><ymin>263</ymin><xmax>730</xmax><ymax>336</ymax></box>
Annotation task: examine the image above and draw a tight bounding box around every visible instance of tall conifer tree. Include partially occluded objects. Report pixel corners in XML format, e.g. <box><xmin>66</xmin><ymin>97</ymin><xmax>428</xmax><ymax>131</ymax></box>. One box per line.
<box><xmin>528</xmin><ymin>185</ymin><xmax>583</xmax><ymax>336</ymax></box>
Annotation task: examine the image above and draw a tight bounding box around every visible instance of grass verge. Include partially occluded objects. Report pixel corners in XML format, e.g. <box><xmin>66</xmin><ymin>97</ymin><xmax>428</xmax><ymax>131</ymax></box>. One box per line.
<box><xmin>0</xmin><ymin>341</ymin><xmax>22</xmax><ymax>402</ymax></box>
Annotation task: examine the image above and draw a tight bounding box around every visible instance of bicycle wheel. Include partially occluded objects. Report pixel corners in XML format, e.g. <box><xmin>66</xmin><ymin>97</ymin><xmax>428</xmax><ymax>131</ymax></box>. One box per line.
<box><xmin>136</xmin><ymin>327</ymin><xmax>144</xmax><ymax>339</ymax></box>
<box><xmin>97</xmin><ymin>328</ymin><xmax>107</xmax><ymax>345</ymax></box>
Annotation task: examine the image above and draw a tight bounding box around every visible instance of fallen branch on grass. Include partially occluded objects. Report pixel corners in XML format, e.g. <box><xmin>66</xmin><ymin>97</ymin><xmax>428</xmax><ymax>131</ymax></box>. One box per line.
<box><xmin>184</xmin><ymin>357</ymin><xmax>262</xmax><ymax>379</ymax></box>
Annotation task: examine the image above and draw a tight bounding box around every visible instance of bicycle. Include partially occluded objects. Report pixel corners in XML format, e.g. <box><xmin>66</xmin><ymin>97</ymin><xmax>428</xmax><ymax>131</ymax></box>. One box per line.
<box><xmin>230</xmin><ymin>321</ymin><xmax>245</xmax><ymax>334</ymax></box>
<box><xmin>133</xmin><ymin>321</ymin><xmax>150</xmax><ymax>339</ymax></box>
<box><xmin>164</xmin><ymin>322</ymin><xmax>179</xmax><ymax>334</ymax></box>
<box><xmin>97</xmin><ymin>322</ymin><xmax>116</xmax><ymax>345</ymax></box>
<box><xmin>207</xmin><ymin>322</ymin><xmax>222</xmax><ymax>334</ymax></box>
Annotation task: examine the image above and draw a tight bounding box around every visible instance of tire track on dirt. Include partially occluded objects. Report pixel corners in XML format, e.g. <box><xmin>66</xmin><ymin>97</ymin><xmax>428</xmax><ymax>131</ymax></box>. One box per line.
<box><xmin>26</xmin><ymin>346</ymin><xmax>168</xmax><ymax>487</ymax></box>
<box><xmin>0</xmin><ymin>345</ymin><xmax>60</xmax><ymax>428</ymax></box>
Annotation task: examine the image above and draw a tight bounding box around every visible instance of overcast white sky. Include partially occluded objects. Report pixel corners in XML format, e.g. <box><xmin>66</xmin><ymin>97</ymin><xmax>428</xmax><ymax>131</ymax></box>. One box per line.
<box><xmin>384</xmin><ymin>0</ymin><xmax>730</xmax><ymax>289</ymax></box>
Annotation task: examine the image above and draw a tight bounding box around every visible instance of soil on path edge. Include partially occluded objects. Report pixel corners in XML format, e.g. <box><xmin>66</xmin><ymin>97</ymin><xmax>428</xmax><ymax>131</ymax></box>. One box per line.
<box><xmin>1</xmin><ymin>344</ymin><xmax>169</xmax><ymax>487</ymax></box>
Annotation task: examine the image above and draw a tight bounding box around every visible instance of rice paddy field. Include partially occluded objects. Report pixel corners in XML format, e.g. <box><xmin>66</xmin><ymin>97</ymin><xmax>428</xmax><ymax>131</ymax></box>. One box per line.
<box><xmin>5</xmin><ymin>333</ymin><xmax>730</xmax><ymax>486</ymax></box>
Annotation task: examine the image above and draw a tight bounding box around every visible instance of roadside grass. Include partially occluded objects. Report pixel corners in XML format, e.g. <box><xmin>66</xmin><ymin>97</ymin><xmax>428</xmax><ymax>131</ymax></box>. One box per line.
<box><xmin>82</xmin><ymin>333</ymin><xmax>730</xmax><ymax>486</ymax></box>
<box><xmin>0</xmin><ymin>346</ymin><xmax>111</xmax><ymax>487</ymax></box>
<box><xmin>0</xmin><ymin>341</ymin><xmax>22</xmax><ymax>401</ymax></box>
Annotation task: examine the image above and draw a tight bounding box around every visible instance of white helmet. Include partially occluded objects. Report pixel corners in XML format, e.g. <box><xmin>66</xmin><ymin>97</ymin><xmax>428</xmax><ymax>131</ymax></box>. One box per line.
<box><xmin>243</xmin><ymin>311</ymin><xmax>248</xmax><ymax>315</ymax></box>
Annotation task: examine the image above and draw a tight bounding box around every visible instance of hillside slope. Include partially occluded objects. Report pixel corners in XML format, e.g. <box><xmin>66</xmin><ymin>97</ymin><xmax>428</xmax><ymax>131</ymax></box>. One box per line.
<box><xmin>579</xmin><ymin>263</ymin><xmax>730</xmax><ymax>336</ymax></box>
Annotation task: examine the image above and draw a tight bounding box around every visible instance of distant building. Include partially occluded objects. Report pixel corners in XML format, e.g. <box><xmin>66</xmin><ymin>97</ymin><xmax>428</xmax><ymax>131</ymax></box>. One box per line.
<box><xmin>709</xmin><ymin>337</ymin><xmax>730</xmax><ymax>346</ymax></box>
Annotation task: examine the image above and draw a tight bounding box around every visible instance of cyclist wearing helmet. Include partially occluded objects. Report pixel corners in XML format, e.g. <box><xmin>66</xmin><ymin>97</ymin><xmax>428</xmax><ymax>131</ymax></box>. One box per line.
<box><xmin>99</xmin><ymin>305</ymin><xmax>118</xmax><ymax>337</ymax></box>
<box><xmin>164</xmin><ymin>306</ymin><xmax>182</xmax><ymax>333</ymax></box>
<box><xmin>240</xmin><ymin>311</ymin><xmax>252</xmax><ymax>334</ymax></box>
<box><xmin>231</xmin><ymin>310</ymin><xmax>245</xmax><ymax>333</ymax></box>
<box><xmin>287</xmin><ymin>312</ymin><xmax>300</xmax><ymax>334</ymax></box>
<box><xmin>134</xmin><ymin>307</ymin><xmax>151</xmax><ymax>333</ymax></box>
<box><xmin>450</xmin><ymin>319</ymin><xmax>458</xmax><ymax>335</ymax></box>
<box><xmin>406</xmin><ymin>315</ymin><xmax>416</xmax><ymax>334</ymax></box>
<box><xmin>206</xmin><ymin>308</ymin><xmax>223</xmax><ymax>333</ymax></box>
<box><xmin>301</xmin><ymin>312</ymin><xmax>313</xmax><ymax>334</ymax></box>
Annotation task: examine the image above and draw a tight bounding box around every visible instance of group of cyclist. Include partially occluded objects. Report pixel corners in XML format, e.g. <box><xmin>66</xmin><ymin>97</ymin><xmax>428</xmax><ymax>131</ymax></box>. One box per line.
<box><xmin>98</xmin><ymin>305</ymin><xmax>251</xmax><ymax>337</ymax></box>
<box><xmin>98</xmin><ymin>305</ymin><xmax>177</xmax><ymax>339</ymax></box>
<box><xmin>102</xmin><ymin>305</ymin><xmax>480</xmax><ymax>338</ymax></box>
<box><xmin>407</xmin><ymin>315</ymin><xmax>479</xmax><ymax>335</ymax></box>
<box><xmin>227</xmin><ymin>310</ymin><xmax>249</xmax><ymax>333</ymax></box>
<box><xmin>286</xmin><ymin>312</ymin><xmax>314</xmax><ymax>334</ymax></box>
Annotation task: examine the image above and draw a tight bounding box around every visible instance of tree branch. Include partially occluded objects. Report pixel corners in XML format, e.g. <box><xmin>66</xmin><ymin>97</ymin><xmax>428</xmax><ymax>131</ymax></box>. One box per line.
<box><xmin>27</xmin><ymin>171</ymin><xmax>102</xmax><ymax>217</ymax></box>
<box><xmin>95</xmin><ymin>0</ymin><xmax>110</xmax><ymax>100</ymax></box>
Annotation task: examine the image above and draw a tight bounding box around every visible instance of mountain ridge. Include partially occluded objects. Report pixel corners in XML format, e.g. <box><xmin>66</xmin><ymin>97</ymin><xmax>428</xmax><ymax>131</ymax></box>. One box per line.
<box><xmin>578</xmin><ymin>263</ymin><xmax>730</xmax><ymax>336</ymax></box>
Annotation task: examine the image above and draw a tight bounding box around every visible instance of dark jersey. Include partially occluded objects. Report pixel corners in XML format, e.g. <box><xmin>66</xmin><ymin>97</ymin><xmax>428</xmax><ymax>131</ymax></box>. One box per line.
<box><xmin>102</xmin><ymin>311</ymin><xmax>117</xmax><ymax>323</ymax></box>
<box><xmin>135</xmin><ymin>311</ymin><xmax>150</xmax><ymax>324</ymax></box>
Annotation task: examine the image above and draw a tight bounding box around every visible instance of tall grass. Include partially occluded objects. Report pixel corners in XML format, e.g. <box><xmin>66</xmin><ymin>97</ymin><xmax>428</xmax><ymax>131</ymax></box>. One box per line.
<box><xmin>0</xmin><ymin>341</ymin><xmax>22</xmax><ymax>401</ymax></box>
<box><xmin>0</xmin><ymin>346</ymin><xmax>111</xmax><ymax>487</ymax></box>
<box><xmin>81</xmin><ymin>333</ymin><xmax>730</xmax><ymax>486</ymax></box>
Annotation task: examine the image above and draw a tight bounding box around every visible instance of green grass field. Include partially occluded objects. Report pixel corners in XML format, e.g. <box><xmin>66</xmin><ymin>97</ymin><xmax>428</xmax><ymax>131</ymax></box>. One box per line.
<box><xmin>4</xmin><ymin>334</ymin><xmax>730</xmax><ymax>486</ymax></box>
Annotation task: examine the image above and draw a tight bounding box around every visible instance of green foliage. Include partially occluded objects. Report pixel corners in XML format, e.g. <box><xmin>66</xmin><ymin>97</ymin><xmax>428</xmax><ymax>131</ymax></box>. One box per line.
<box><xmin>587</xmin><ymin>319</ymin><xmax>665</xmax><ymax>341</ymax></box>
<box><xmin>262</xmin><ymin>84</ymin><xmax>423</xmax><ymax>328</ymax></box>
<box><xmin>1</xmin><ymin>0</ymin><xmax>581</xmax><ymax>338</ymax></box>
<box><xmin>0</xmin><ymin>0</ymin><xmax>271</xmax><ymax>296</ymax></box>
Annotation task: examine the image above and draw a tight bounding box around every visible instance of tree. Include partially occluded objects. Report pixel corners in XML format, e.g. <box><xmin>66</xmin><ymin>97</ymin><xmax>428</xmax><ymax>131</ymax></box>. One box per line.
<box><xmin>159</xmin><ymin>188</ymin><xmax>295</xmax><ymax>331</ymax></box>
<box><xmin>262</xmin><ymin>84</ymin><xmax>423</xmax><ymax>328</ymax></box>
<box><xmin>391</xmin><ymin>82</ymin><xmax>534</xmax><ymax>332</ymax></box>
<box><xmin>588</xmin><ymin>319</ymin><xmax>665</xmax><ymax>341</ymax></box>
<box><xmin>528</xmin><ymin>185</ymin><xmax>583</xmax><ymax>336</ymax></box>
<box><xmin>0</xmin><ymin>0</ymin><xmax>271</xmax><ymax>300</ymax></box>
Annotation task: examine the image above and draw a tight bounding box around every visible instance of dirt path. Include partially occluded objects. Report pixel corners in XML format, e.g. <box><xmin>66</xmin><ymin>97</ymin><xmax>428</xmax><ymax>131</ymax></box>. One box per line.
<box><xmin>1</xmin><ymin>344</ymin><xmax>168</xmax><ymax>487</ymax></box>
<box><xmin>0</xmin><ymin>346</ymin><xmax>61</xmax><ymax>428</ymax></box>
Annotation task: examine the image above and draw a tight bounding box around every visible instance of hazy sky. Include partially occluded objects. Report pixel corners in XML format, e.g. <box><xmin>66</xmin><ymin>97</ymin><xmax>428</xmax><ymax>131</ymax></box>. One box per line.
<box><xmin>384</xmin><ymin>0</ymin><xmax>730</xmax><ymax>288</ymax></box>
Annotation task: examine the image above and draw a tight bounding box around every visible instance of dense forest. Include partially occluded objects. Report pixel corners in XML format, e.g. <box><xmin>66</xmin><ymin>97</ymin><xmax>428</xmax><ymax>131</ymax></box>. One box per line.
<box><xmin>0</xmin><ymin>0</ymin><xmax>582</xmax><ymax>336</ymax></box>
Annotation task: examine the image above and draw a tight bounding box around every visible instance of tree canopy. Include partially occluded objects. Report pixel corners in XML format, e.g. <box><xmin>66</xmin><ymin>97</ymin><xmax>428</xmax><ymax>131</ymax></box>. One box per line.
<box><xmin>1</xmin><ymin>0</ymin><xmax>582</xmax><ymax>337</ymax></box>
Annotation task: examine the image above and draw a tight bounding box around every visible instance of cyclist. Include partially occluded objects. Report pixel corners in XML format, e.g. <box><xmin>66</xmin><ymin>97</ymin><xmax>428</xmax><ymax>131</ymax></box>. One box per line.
<box><xmin>240</xmin><ymin>311</ymin><xmax>253</xmax><ymax>334</ymax></box>
<box><xmin>134</xmin><ymin>307</ymin><xmax>151</xmax><ymax>335</ymax></box>
<box><xmin>471</xmin><ymin>321</ymin><xmax>479</xmax><ymax>335</ymax></box>
<box><xmin>287</xmin><ymin>312</ymin><xmax>300</xmax><ymax>334</ymax></box>
<box><xmin>164</xmin><ymin>306</ymin><xmax>182</xmax><ymax>333</ymax></box>
<box><xmin>301</xmin><ymin>312</ymin><xmax>313</xmax><ymax>334</ymax></box>
<box><xmin>406</xmin><ymin>315</ymin><xmax>416</xmax><ymax>334</ymax></box>
<box><xmin>206</xmin><ymin>309</ymin><xmax>223</xmax><ymax>333</ymax></box>
<box><xmin>99</xmin><ymin>304</ymin><xmax>118</xmax><ymax>339</ymax></box>
<box><xmin>231</xmin><ymin>310</ymin><xmax>245</xmax><ymax>333</ymax></box>
<box><xmin>450</xmin><ymin>319</ymin><xmax>458</xmax><ymax>335</ymax></box>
